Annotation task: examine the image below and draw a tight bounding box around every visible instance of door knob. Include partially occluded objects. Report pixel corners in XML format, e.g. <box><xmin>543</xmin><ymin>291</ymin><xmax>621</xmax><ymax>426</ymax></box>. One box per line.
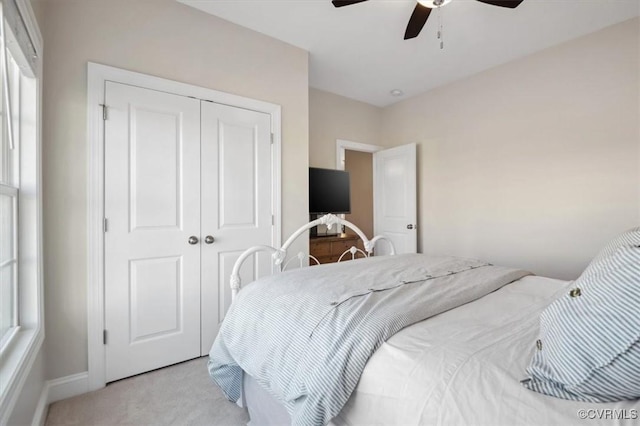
<box><xmin>188</xmin><ymin>236</ymin><xmax>199</xmax><ymax>245</ymax></box>
<box><xmin>407</xmin><ymin>224</ymin><xmax>416</xmax><ymax>230</ymax></box>
<box><xmin>204</xmin><ymin>235</ymin><xmax>215</xmax><ymax>244</ymax></box>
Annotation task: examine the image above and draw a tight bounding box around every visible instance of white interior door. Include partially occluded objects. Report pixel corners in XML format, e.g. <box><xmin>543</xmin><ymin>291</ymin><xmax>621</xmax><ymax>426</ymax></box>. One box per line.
<box><xmin>373</xmin><ymin>143</ymin><xmax>417</xmax><ymax>255</ymax></box>
<box><xmin>200</xmin><ymin>102</ymin><xmax>273</xmax><ymax>355</ymax></box>
<box><xmin>104</xmin><ymin>82</ymin><xmax>201</xmax><ymax>382</ymax></box>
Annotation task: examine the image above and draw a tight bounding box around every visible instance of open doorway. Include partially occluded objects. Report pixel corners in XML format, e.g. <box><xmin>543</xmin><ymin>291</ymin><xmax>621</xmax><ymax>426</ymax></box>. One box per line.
<box><xmin>345</xmin><ymin>150</ymin><xmax>373</xmax><ymax>236</ymax></box>
<box><xmin>336</xmin><ymin>139</ymin><xmax>418</xmax><ymax>255</ymax></box>
<box><xmin>336</xmin><ymin>140</ymin><xmax>382</xmax><ymax>240</ymax></box>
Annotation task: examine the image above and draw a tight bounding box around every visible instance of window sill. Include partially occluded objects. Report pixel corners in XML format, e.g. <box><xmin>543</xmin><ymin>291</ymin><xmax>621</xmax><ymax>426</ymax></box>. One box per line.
<box><xmin>0</xmin><ymin>324</ymin><xmax>44</xmax><ymax>422</ymax></box>
<box><xmin>0</xmin><ymin>327</ymin><xmax>20</xmax><ymax>354</ymax></box>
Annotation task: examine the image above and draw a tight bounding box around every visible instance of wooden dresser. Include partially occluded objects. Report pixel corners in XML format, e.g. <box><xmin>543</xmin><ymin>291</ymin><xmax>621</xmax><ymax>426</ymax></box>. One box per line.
<box><xmin>309</xmin><ymin>235</ymin><xmax>366</xmax><ymax>265</ymax></box>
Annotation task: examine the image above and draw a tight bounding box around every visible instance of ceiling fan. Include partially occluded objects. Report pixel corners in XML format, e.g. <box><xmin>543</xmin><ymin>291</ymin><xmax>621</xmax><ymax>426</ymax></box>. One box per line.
<box><xmin>332</xmin><ymin>0</ymin><xmax>525</xmax><ymax>40</ymax></box>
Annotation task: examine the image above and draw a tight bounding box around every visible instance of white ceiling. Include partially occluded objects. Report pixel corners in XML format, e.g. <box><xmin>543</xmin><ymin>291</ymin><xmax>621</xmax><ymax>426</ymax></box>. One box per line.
<box><xmin>179</xmin><ymin>0</ymin><xmax>639</xmax><ymax>107</ymax></box>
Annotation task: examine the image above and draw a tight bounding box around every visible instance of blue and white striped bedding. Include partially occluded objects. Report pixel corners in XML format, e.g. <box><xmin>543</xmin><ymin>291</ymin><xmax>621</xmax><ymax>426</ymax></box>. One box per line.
<box><xmin>208</xmin><ymin>254</ymin><xmax>529</xmax><ymax>425</ymax></box>
<box><xmin>523</xmin><ymin>227</ymin><xmax>640</xmax><ymax>402</ymax></box>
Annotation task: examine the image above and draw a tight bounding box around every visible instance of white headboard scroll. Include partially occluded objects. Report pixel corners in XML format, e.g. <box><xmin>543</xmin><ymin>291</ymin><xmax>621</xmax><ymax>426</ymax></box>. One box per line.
<box><xmin>230</xmin><ymin>214</ymin><xmax>396</xmax><ymax>300</ymax></box>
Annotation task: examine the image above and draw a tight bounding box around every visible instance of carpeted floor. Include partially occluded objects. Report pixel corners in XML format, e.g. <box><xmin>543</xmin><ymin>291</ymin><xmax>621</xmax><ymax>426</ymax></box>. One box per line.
<box><xmin>46</xmin><ymin>357</ymin><xmax>249</xmax><ymax>425</ymax></box>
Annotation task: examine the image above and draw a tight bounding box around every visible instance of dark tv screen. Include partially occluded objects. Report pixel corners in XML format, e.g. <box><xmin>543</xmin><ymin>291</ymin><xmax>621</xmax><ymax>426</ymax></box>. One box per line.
<box><xmin>309</xmin><ymin>168</ymin><xmax>351</xmax><ymax>214</ymax></box>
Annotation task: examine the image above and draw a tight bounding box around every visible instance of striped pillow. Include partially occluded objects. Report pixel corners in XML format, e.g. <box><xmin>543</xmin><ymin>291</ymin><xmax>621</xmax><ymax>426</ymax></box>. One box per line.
<box><xmin>522</xmin><ymin>229</ymin><xmax>640</xmax><ymax>402</ymax></box>
<box><xmin>583</xmin><ymin>227</ymin><xmax>640</xmax><ymax>276</ymax></box>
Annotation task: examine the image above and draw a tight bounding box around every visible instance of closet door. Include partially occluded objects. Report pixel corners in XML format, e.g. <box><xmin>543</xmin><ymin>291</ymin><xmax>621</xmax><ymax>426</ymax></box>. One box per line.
<box><xmin>104</xmin><ymin>82</ymin><xmax>201</xmax><ymax>382</ymax></box>
<box><xmin>200</xmin><ymin>102</ymin><xmax>273</xmax><ymax>354</ymax></box>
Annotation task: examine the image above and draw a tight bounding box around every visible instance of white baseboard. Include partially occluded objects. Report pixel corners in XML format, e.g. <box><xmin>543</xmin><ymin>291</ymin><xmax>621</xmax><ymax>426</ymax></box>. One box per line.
<box><xmin>30</xmin><ymin>384</ymin><xmax>49</xmax><ymax>426</ymax></box>
<box><xmin>29</xmin><ymin>371</ymin><xmax>90</xmax><ymax>426</ymax></box>
<box><xmin>47</xmin><ymin>371</ymin><xmax>90</xmax><ymax>404</ymax></box>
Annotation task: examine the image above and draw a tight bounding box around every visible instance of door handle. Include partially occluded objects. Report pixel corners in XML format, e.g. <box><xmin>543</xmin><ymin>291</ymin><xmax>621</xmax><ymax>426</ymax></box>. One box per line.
<box><xmin>204</xmin><ymin>235</ymin><xmax>215</xmax><ymax>244</ymax></box>
<box><xmin>188</xmin><ymin>236</ymin><xmax>199</xmax><ymax>245</ymax></box>
<box><xmin>407</xmin><ymin>224</ymin><xmax>417</xmax><ymax>230</ymax></box>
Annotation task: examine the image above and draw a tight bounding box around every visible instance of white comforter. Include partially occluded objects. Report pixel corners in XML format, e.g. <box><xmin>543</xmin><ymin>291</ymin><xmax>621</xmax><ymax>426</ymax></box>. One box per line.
<box><xmin>332</xmin><ymin>276</ymin><xmax>640</xmax><ymax>426</ymax></box>
<box><xmin>211</xmin><ymin>254</ymin><xmax>529</xmax><ymax>425</ymax></box>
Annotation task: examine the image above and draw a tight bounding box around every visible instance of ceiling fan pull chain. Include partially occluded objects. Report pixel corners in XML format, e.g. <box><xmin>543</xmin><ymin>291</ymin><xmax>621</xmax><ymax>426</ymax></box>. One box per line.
<box><xmin>438</xmin><ymin>6</ymin><xmax>444</xmax><ymax>50</ymax></box>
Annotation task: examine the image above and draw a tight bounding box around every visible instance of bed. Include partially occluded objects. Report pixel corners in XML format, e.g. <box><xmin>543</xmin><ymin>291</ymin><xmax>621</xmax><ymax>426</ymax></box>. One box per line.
<box><xmin>208</xmin><ymin>215</ymin><xmax>640</xmax><ymax>425</ymax></box>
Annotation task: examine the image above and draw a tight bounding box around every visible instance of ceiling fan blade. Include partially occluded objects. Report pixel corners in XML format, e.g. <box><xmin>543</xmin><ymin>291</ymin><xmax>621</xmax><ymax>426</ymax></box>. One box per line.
<box><xmin>332</xmin><ymin>0</ymin><xmax>369</xmax><ymax>7</ymax></box>
<box><xmin>404</xmin><ymin>3</ymin><xmax>432</xmax><ymax>40</ymax></box>
<box><xmin>475</xmin><ymin>0</ymin><xmax>525</xmax><ymax>8</ymax></box>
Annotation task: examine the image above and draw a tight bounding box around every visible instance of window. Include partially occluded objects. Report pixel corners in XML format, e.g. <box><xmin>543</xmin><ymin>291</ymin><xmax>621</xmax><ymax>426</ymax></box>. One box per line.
<box><xmin>0</xmin><ymin>46</ymin><xmax>20</xmax><ymax>351</ymax></box>
<box><xmin>0</xmin><ymin>0</ymin><xmax>42</xmax><ymax>418</ymax></box>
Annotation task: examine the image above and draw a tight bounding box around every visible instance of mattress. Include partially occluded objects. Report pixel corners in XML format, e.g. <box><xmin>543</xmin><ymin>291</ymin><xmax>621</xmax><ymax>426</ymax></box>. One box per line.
<box><xmin>243</xmin><ymin>275</ymin><xmax>640</xmax><ymax>425</ymax></box>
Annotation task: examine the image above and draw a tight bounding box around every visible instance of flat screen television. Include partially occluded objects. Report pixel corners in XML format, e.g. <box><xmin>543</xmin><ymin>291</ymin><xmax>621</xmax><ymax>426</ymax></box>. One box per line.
<box><xmin>309</xmin><ymin>167</ymin><xmax>351</xmax><ymax>214</ymax></box>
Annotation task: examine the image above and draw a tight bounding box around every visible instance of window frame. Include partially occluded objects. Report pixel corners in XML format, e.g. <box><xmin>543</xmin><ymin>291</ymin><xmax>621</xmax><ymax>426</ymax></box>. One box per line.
<box><xmin>0</xmin><ymin>184</ymin><xmax>19</xmax><ymax>349</ymax></box>
<box><xmin>0</xmin><ymin>0</ymin><xmax>43</xmax><ymax>421</ymax></box>
<box><xmin>0</xmin><ymin>41</ymin><xmax>22</xmax><ymax>352</ymax></box>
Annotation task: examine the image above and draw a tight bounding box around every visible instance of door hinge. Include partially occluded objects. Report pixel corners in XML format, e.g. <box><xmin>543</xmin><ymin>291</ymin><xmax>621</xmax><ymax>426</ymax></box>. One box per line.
<box><xmin>270</xmin><ymin>133</ymin><xmax>274</xmax><ymax>144</ymax></box>
<box><xmin>271</xmin><ymin>215</ymin><xmax>274</xmax><ymax>226</ymax></box>
<box><xmin>103</xmin><ymin>218</ymin><xmax>108</xmax><ymax>233</ymax></box>
<box><xmin>100</xmin><ymin>104</ymin><xmax>108</xmax><ymax>120</ymax></box>
<box><xmin>103</xmin><ymin>329</ymin><xmax>107</xmax><ymax>345</ymax></box>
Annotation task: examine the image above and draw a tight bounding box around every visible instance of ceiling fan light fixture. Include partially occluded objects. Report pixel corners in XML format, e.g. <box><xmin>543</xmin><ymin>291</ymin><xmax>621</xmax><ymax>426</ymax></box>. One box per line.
<box><xmin>417</xmin><ymin>0</ymin><xmax>452</xmax><ymax>9</ymax></box>
<box><xmin>335</xmin><ymin>0</ymin><xmax>525</xmax><ymax>41</ymax></box>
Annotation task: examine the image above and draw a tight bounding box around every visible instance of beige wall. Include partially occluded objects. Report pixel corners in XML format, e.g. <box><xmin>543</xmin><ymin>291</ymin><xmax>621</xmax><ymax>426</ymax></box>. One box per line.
<box><xmin>29</xmin><ymin>0</ymin><xmax>45</xmax><ymax>31</ymax></box>
<box><xmin>345</xmin><ymin>150</ymin><xmax>373</xmax><ymax>237</ymax></box>
<box><xmin>41</xmin><ymin>0</ymin><xmax>308</xmax><ymax>380</ymax></box>
<box><xmin>309</xmin><ymin>88</ymin><xmax>384</xmax><ymax>169</ymax></box>
<box><xmin>381</xmin><ymin>18</ymin><xmax>640</xmax><ymax>280</ymax></box>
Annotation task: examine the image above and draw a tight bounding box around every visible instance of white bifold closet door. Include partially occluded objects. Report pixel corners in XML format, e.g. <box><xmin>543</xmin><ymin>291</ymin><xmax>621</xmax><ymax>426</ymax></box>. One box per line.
<box><xmin>200</xmin><ymin>101</ymin><xmax>273</xmax><ymax>354</ymax></box>
<box><xmin>104</xmin><ymin>82</ymin><xmax>272</xmax><ymax>382</ymax></box>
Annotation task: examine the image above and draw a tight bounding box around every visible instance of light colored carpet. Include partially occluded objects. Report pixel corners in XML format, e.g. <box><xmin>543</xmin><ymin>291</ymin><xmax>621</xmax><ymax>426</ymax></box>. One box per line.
<box><xmin>46</xmin><ymin>357</ymin><xmax>249</xmax><ymax>426</ymax></box>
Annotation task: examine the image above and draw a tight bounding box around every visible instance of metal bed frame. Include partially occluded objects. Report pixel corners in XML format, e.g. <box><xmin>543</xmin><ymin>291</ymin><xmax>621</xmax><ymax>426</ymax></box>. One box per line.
<box><xmin>229</xmin><ymin>213</ymin><xmax>396</xmax><ymax>300</ymax></box>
